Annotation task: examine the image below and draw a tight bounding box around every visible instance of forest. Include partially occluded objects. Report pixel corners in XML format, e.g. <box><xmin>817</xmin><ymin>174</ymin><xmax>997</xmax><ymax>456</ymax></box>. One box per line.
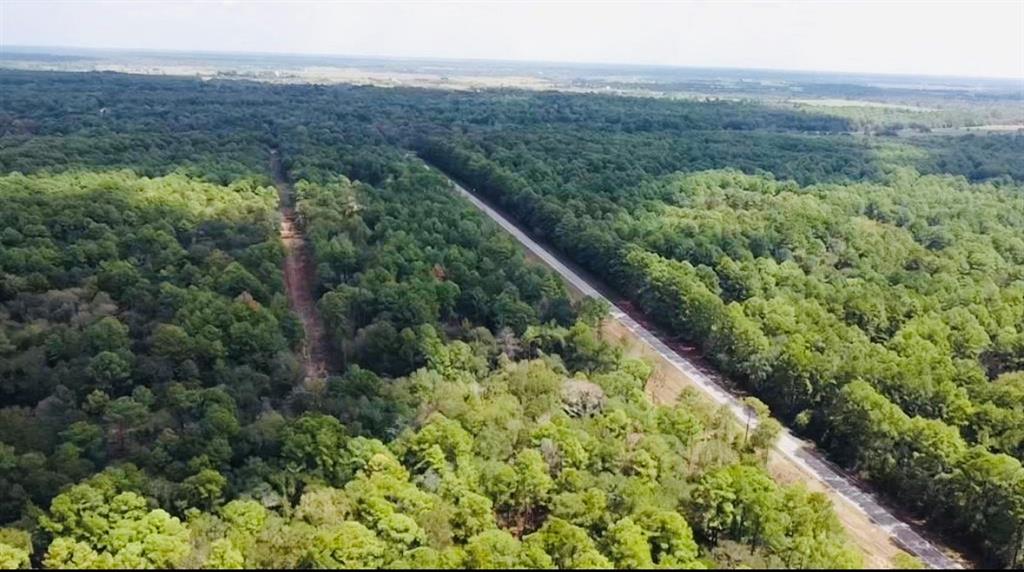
<box><xmin>0</xmin><ymin>68</ymin><xmax>1020</xmax><ymax>568</ymax></box>
<box><xmin>418</xmin><ymin>143</ymin><xmax>1024</xmax><ymax>568</ymax></box>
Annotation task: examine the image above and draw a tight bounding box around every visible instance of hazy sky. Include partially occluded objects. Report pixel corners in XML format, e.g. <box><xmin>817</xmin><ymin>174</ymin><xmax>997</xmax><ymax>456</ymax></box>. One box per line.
<box><xmin>3</xmin><ymin>1</ymin><xmax>1023</xmax><ymax>79</ymax></box>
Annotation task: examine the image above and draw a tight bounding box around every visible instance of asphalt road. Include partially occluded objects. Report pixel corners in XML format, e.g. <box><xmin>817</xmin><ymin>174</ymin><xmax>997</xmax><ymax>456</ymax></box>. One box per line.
<box><xmin>435</xmin><ymin>167</ymin><xmax>962</xmax><ymax>570</ymax></box>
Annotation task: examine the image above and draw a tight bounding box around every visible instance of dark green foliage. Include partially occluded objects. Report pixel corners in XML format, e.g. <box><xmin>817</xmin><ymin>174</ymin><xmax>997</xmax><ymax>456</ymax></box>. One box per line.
<box><xmin>422</xmin><ymin>141</ymin><xmax>1024</xmax><ymax>567</ymax></box>
<box><xmin>297</xmin><ymin>170</ymin><xmax>574</xmax><ymax>379</ymax></box>
<box><xmin>3</xmin><ymin>68</ymin><xmax>1017</xmax><ymax>568</ymax></box>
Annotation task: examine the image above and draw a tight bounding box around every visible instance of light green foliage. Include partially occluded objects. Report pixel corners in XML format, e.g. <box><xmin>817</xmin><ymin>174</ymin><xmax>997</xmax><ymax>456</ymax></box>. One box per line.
<box><xmin>41</xmin><ymin>478</ymin><xmax>189</xmax><ymax>569</ymax></box>
<box><xmin>293</xmin><ymin>487</ymin><xmax>352</xmax><ymax>527</ymax></box>
<box><xmin>218</xmin><ymin>499</ymin><xmax>269</xmax><ymax>555</ymax></box>
<box><xmin>0</xmin><ymin>70</ymin><xmax>909</xmax><ymax>570</ymax></box>
<box><xmin>0</xmin><ymin>529</ymin><xmax>31</xmax><ymax>570</ymax></box>
<box><xmin>0</xmin><ymin>544</ymin><xmax>30</xmax><ymax>570</ymax></box>
<box><xmin>550</xmin><ymin>488</ymin><xmax>607</xmax><ymax>530</ymax></box>
<box><xmin>204</xmin><ymin>539</ymin><xmax>244</xmax><ymax>569</ymax></box>
<box><xmin>893</xmin><ymin>551</ymin><xmax>926</xmax><ymax>569</ymax></box>
<box><xmin>526</xmin><ymin>518</ymin><xmax>612</xmax><ymax>569</ymax></box>
<box><xmin>605</xmin><ymin>517</ymin><xmax>654</xmax><ymax>569</ymax></box>
<box><xmin>39</xmin><ymin>345</ymin><xmax>852</xmax><ymax>570</ymax></box>
<box><xmin>433</xmin><ymin>137</ymin><xmax>1024</xmax><ymax>566</ymax></box>
<box><xmin>447</xmin><ymin>489</ymin><xmax>495</xmax><ymax>542</ymax></box>
<box><xmin>391</xmin><ymin>546</ymin><xmax>465</xmax><ymax>569</ymax></box>
<box><xmin>376</xmin><ymin>513</ymin><xmax>426</xmax><ymax>554</ymax></box>
<box><xmin>464</xmin><ymin>530</ymin><xmax>535</xmax><ymax>569</ymax></box>
<box><xmin>512</xmin><ymin>449</ymin><xmax>554</xmax><ymax>510</ymax></box>
<box><xmin>635</xmin><ymin>509</ymin><xmax>701</xmax><ymax>568</ymax></box>
<box><xmin>307</xmin><ymin>521</ymin><xmax>385</xmax><ymax>569</ymax></box>
<box><xmin>692</xmin><ymin>464</ymin><xmax>860</xmax><ymax>568</ymax></box>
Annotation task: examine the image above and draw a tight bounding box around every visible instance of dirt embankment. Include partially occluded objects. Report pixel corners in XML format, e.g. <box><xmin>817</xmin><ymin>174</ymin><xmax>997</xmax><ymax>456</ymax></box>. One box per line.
<box><xmin>270</xmin><ymin>150</ymin><xmax>331</xmax><ymax>380</ymax></box>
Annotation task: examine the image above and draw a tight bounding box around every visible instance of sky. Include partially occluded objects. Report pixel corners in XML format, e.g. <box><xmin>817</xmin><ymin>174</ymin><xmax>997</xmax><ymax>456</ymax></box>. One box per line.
<box><xmin>2</xmin><ymin>1</ymin><xmax>1023</xmax><ymax>79</ymax></box>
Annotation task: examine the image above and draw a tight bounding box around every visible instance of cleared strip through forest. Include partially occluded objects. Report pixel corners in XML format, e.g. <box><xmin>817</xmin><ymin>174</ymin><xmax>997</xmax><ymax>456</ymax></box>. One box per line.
<box><xmin>271</xmin><ymin>150</ymin><xmax>331</xmax><ymax>379</ymax></box>
<box><xmin>426</xmin><ymin>163</ymin><xmax>963</xmax><ymax>570</ymax></box>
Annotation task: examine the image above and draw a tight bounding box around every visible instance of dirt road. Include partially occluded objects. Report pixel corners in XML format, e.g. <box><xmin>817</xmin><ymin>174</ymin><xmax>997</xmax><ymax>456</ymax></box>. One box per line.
<box><xmin>429</xmin><ymin>163</ymin><xmax>964</xmax><ymax>570</ymax></box>
<box><xmin>271</xmin><ymin>150</ymin><xmax>331</xmax><ymax>380</ymax></box>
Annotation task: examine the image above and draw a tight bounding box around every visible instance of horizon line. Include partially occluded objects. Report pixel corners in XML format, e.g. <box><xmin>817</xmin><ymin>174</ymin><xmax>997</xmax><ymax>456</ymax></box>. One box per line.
<box><xmin>5</xmin><ymin>43</ymin><xmax>1023</xmax><ymax>85</ymax></box>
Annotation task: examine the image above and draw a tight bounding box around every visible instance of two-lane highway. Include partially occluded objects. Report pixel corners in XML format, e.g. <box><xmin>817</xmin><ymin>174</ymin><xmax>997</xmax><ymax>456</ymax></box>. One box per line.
<box><xmin>431</xmin><ymin>165</ymin><xmax>961</xmax><ymax>570</ymax></box>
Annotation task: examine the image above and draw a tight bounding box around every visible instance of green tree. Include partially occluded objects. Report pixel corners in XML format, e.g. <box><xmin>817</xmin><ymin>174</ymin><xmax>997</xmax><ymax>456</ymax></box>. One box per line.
<box><xmin>281</xmin><ymin>414</ymin><xmax>351</xmax><ymax>486</ymax></box>
<box><xmin>605</xmin><ymin>517</ymin><xmax>654</xmax><ymax>569</ymax></box>
<box><xmin>307</xmin><ymin>521</ymin><xmax>385</xmax><ymax>568</ymax></box>
<box><xmin>41</xmin><ymin>481</ymin><xmax>189</xmax><ymax>569</ymax></box>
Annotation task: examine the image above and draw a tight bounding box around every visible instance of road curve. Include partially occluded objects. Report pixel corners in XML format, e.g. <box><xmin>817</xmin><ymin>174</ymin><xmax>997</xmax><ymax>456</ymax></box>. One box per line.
<box><xmin>431</xmin><ymin>166</ymin><xmax>962</xmax><ymax>570</ymax></box>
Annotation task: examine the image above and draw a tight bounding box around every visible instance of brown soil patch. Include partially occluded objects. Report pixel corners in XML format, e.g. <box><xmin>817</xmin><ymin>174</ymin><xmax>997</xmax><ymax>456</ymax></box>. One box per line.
<box><xmin>271</xmin><ymin>150</ymin><xmax>331</xmax><ymax>380</ymax></box>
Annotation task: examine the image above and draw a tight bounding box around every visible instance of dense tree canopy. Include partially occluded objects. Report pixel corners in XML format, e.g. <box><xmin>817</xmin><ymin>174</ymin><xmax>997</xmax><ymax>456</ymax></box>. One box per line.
<box><xmin>0</xmin><ymin>68</ymin><xmax>1019</xmax><ymax>568</ymax></box>
<box><xmin>420</xmin><ymin>140</ymin><xmax>1024</xmax><ymax>568</ymax></box>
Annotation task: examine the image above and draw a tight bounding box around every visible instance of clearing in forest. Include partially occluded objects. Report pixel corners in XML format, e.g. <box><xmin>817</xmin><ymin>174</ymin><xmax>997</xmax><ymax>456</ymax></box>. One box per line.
<box><xmin>271</xmin><ymin>149</ymin><xmax>331</xmax><ymax>379</ymax></box>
